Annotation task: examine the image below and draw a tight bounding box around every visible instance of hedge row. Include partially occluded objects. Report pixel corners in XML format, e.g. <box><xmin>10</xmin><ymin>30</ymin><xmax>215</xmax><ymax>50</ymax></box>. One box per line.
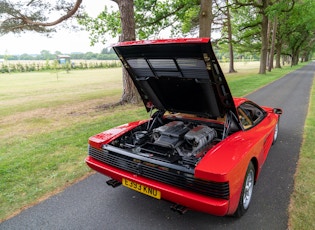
<box><xmin>0</xmin><ymin>60</ymin><xmax>121</xmax><ymax>73</ymax></box>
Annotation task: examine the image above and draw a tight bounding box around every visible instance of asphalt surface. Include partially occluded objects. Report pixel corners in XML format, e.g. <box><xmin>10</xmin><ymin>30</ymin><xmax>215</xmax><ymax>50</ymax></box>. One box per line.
<box><xmin>1</xmin><ymin>62</ymin><xmax>315</xmax><ymax>230</ymax></box>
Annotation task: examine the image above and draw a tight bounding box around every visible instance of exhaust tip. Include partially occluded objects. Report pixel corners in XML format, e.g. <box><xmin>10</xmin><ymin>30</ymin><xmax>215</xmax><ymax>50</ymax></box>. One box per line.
<box><xmin>170</xmin><ymin>204</ymin><xmax>188</xmax><ymax>215</ymax></box>
<box><xmin>106</xmin><ymin>179</ymin><xmax>122</xmax><ymax>188</ymax></box>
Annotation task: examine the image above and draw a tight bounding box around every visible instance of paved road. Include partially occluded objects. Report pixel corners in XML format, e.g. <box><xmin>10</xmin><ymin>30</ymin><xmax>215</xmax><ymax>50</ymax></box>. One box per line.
<box><xmin>1</xmin><ymin>62</ymin><xmax>315</xmax><ymax>230</ymax></box>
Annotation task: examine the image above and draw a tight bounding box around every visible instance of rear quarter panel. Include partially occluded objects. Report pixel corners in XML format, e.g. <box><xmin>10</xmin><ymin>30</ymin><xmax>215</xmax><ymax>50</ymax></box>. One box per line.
<box><xmin>195</xmin><ymin>111</ymin><xmax>278</xmax><ymax>214</ymax></box>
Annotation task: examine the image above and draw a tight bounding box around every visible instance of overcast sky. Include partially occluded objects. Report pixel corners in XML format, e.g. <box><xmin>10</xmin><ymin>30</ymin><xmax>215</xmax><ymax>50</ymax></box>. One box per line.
<box><xmin>0</xmin><ymin>0</ymin><xmax>117</xmax><ymax>55</ymax></box>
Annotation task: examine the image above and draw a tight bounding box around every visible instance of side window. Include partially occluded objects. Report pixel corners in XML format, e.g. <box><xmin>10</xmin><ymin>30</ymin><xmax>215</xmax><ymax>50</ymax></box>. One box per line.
<box><xmin>238</xmin><ymin>102</ymin><xmax>266</xmax><ymax>130</ymax></box>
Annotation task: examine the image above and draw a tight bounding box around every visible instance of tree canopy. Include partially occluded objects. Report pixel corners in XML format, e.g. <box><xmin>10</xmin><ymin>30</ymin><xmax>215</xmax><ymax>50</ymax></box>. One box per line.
<box><xmin>214</xmin><ymin>0</ymin><xmax>314</xmax><ymax>72</ymax></box>
<box><xmin>77</xmin><ymin>0</ymin><xmax>201</xmax><ymax>45</ymax></box>
<box><xmin>1</xmin><ymin>0</ymin><xmax>315</xmax><ymax>73</ymax></box>
<box><xmin>0</xmin><ymin>0</ymin><xmax>83</xmax><ymax>35</ymax></box>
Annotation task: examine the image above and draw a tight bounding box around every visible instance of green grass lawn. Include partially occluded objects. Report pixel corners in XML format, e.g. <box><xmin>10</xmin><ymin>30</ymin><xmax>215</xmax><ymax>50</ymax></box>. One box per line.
<box><xmin>0</xmin><ymin>63</ymin><xmax>313</xmax><ymax>226</ymax></box>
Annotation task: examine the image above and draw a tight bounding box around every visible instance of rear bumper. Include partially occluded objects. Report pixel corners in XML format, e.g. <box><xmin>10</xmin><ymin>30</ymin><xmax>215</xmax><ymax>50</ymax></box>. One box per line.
<box><xmin>86</xmin><ymin>156</ymin><xmax>230</xmax><ymax>216</ymax></box>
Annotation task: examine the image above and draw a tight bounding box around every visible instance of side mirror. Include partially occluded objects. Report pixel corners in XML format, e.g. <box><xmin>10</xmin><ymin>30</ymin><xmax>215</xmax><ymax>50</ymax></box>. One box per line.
<box><xmin>273</xmin><ymin>108</ymin><xmax>283</xmax><ymax>115</ymax></box>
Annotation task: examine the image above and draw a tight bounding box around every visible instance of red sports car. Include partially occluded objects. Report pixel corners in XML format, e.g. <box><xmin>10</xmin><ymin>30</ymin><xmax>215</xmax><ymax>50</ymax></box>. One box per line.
<box><xmin>86</xmin><ymin>38</ymin><xmax>282</xmax><ymax>217</ymax></box>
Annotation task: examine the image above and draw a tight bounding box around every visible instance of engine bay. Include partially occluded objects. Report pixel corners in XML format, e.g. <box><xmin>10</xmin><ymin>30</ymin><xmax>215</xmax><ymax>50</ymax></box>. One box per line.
<box><xmin>110</xmin><ymin>115</ymin><xmax>224</xmax><ymax>168</ymax></box>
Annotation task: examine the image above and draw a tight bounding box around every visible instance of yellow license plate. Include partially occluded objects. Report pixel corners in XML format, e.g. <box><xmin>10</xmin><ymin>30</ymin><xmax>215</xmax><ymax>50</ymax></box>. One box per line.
<box><xmin>122</xmin><ymin>178</ymin><xmax>161</xmax><ymax>199</ymax></box>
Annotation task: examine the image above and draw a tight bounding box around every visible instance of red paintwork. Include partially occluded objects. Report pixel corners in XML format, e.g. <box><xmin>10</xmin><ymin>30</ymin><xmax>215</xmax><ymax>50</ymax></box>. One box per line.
<box><xmin>86</xmin><ymin>156</ymin><xmax>230</xmax><ymax>216</ymax></box>
<box><xmin>113</xmin><ymin>37</ymin><xmax>211</xmax><ymax>47</ymax></box>
<box><xmin>86</xmin><ymin>97</ymin><xmax>281</xmax><ymax>216</ymax></box>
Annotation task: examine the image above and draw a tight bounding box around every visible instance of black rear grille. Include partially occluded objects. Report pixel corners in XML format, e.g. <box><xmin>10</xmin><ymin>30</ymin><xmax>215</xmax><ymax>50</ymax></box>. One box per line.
<box><xmin>89</xmin><ymin>145</ymin><xmax>229</xmax><ymax>199</ymax></box>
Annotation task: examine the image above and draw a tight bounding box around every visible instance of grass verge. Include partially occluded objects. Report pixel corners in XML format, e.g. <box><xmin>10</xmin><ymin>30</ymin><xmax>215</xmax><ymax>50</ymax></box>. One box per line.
<box><xmin>288</xmin><ymin>76</ymin><xmax>315</xmax><ymax>229</ymax></box>
<box><xmin>0</xmin><ymin>62</ymin><xmax>310</xmax><ymax>222</ymax></box>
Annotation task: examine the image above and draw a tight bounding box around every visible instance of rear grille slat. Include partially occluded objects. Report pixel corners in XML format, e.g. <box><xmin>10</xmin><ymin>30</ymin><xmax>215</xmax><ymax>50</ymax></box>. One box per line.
<box><xmin>89</xmin><ymin>146</ymin><xmax>229</xmax><ymax>199</ymax></box>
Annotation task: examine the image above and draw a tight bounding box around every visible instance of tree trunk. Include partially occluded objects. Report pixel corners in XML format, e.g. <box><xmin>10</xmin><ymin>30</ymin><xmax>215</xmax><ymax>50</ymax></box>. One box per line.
<box><xmin>226</xmin><ymin>0</ymin><xmax>236</xmax><ymax>73</ymax></box>
<box><xmin>258</xmin><ymin>0</ymin><xmax>269</xmax><ymax>74</ymax></box>
<box><xmin>116</xmin><ymin>0</ymin><xmax>141</xmax><ymax>104</ymax></box>
<box><xmin>303</xmin><ymin>51</ymin><xmax>310</xmax><ymax>62</ymax></box>
<box><xmin>292</xmin><ymin>48</ymin><xmax>300</xmax><ymax>66</ymax></box>
<box><xmin>275</xmin><ymin>41</ymin><xmax>282</xmax><ymax>68</ymax></box>
<box><xmin>268</xmin><ymin>18</ymin><xmax>277</xmax><ymax>72</ymax></box>
<box><xmin>199</xmin><ymin>0</ymin><xmax>212</xmax><ymax>37</ymax></box>
<box><xmin>266</xmin><ymin>19</ymin><xmax>271</xmax><ymax>70</ymax></box>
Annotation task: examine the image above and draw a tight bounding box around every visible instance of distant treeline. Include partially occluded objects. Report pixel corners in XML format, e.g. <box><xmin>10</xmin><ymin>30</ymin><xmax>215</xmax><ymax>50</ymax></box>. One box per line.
<box><xmin>0</xmin><ymin>47</ymin><xmax>264</xmax><ymax>74</ymax></box>
<box><xmin>0</xmin><ymin>48</ymin><xmax>123</xmax><ymax>73</ymax></box>
<box><xmin>0</xmin><ymin>48</ymin><xmax>118</xmax><ymax>61</ymax></box>
<box><xmin>0</xmin><ymin>60</ymin><xmax>121</xmax><ymax>73</ymax></box>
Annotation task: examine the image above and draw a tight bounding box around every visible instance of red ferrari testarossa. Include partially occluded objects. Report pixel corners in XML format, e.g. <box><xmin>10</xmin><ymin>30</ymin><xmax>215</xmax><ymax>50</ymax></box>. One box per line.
<box><xmin>86</xmin><ymin>38</ymin><xmax>282</xmax><ymax>217</ymax></box>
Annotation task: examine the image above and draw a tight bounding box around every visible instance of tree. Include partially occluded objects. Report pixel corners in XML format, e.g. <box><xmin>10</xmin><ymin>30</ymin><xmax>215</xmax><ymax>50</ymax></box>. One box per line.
<box><xmin>279</xmin><ymin>0</ymin><xmax>315</xmax><ymax>65</ymax></box>
<box><xmin>40</xmin><ymin>50</ymin><xmax>52</xmax><ymax>60</ymax></box>
<box><xmin>266</xmin><ymin>1</ymin><xmax>298</xmax><ymax>69</ymax></box>
<box><xmin>114</xmin><ymin>0</ymin><xmax>139</xmax><ymax>104</ymax></box>
<box><xmin>232</xmin><ymin>0</ymin><xmax>296</xmax><ymax>74</ymax></box>
<box><xmin>226</xmin><ymin>1</ymin><xmax>236</xmax><ymax>73</ymax></box>
<box><xmin>233</xmin><ymin>0</ymin><xmax>270</xmax><ymax>74</ymax></box>
<box><xmin>215</xmin><ymin>0</ymin><xmax>236</xmax><ymax>73</ymax></box>
<box><xmin>267</xmin><ymin>18</ymin><xmax>277</xmax><ymax>71</ymax></box>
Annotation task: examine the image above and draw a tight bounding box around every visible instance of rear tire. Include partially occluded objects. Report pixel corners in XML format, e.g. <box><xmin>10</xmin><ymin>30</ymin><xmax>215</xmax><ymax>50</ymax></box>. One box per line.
<box><xmin>234</xmin><ymin>162</ymin><xmax>255</xmax><ymax>217</ymax></box>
